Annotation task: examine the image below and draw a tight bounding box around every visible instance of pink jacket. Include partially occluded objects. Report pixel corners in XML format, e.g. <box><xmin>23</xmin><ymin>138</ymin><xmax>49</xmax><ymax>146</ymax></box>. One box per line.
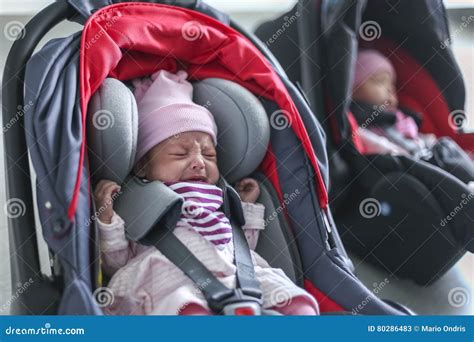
<box><xmin>97</xmin><ymin>198</ymin><xmax>319</xmax><ymax>315</ymax></box>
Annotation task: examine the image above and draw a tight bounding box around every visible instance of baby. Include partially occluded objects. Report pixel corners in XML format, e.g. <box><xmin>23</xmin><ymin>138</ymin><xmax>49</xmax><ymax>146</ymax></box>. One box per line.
<box><xmin>351</xmin><ymin>49</ymin><xmax>436</xmax><ymax>156</ymax></box>
<box><xmin>351</xmin><ymin>49</ymin><xmax>474</xmax><ymax>187</ymax></box>
<box><xmin>93</xmin><ymin>70</ymin><xmax>320</xmax><ymax>315</ymax></box>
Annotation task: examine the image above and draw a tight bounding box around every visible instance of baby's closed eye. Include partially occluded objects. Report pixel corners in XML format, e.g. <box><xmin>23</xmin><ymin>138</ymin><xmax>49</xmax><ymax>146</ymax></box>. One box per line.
<box><xmin>170</xmin><ymin>152</ymin><xmax>187</xmax><ymax>157</ymax></box>
<box><xmin>167</xmin><ymin>147</ymin><xmax>187</xmax><ymax>156</ymax></box>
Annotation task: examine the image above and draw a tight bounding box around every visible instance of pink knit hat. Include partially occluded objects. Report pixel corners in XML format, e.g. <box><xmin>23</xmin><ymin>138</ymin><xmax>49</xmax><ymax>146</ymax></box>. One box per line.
<box><xmin>133</xmin><ymin>70</ymin><xmax>218</xmax><ymax>164</ymax></box>
<box><xmin>353</xmin><ymin>49</ymin><xmax>396</xmax><ymax>89</ymax></box>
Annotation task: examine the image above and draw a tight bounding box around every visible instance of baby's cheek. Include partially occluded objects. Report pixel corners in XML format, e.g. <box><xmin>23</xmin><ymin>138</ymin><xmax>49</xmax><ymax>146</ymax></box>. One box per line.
<box><xmin>207</xmin><ymin>162</ymin><xmax>220</xmax><ymax>184</ymax></box>
<box><xmin>151</xmin><ymin>161</ymin><xmax>185</xmax><ymax>182</ymax></box>
<box><xmin>365</xmin><ymin>87</ymin><xmax>387</xmax><ymax>106</ymax></box>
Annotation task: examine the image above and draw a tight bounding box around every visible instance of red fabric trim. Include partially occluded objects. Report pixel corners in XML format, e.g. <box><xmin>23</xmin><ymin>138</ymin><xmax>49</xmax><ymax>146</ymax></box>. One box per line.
<box><xmin>304</xmin><ymin>279</ymin><xmax>345</xmax><ymax>313</ymax></box>
<box><xmin>258</xmin><ymin>145</ymin><xmax>297</xmax><ymax>232</ymax></box>
<box><xmin>70</xmin><ymin>3</ymin><xmax>329</xmax><ymax>220</ymax></box>
<box><xmin>347</xmin><ymin>111</ymin><xmax>365</xmax><ymax>153</ymax></box>
<box><xmin>259</xmin><ymin>146</ymin><xmax>284</xmax><ymax>204</ymax></box>
<box><xmin>370</xmin><ymin>39</ymin><xmax>474</xmax><ymax>153</ymax></box>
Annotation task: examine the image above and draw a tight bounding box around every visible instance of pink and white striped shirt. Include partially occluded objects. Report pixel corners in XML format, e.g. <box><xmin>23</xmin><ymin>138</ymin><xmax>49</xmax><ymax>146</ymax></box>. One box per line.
<box><xmin>166</xmin><ymin>181</ymin><xmax>232</xmax><ymax>249</ymax></box>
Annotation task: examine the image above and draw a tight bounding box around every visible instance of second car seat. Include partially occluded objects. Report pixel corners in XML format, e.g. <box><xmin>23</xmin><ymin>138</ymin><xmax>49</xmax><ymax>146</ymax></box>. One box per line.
<box><xmin>255</xmin><ymin>0</ymin><xmax>474</xmax><ymax>285</ymax></box>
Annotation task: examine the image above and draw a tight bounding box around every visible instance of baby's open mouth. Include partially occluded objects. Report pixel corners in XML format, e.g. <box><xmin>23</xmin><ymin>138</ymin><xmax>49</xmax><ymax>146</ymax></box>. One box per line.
<box><xmin>183</xmin><ymin>176</ymin><xmax>208</xmax><ymax>183</ymax></box>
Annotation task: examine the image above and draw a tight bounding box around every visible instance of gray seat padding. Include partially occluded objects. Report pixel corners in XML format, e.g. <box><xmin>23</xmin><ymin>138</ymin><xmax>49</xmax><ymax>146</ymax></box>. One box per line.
<box><xmin>87</xmin><ymin>78</ymin><xmax>138</xmax><ymax>185</ymax></box>
<box><xmin>193</xmin><ymin>78</ymin><xmax>270</xmax><ymax>184</ymax></box>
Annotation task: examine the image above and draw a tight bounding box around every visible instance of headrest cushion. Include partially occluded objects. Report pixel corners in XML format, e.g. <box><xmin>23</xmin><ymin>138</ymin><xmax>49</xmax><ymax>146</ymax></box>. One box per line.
<box><xmin>87</xmin><ymin>78</ymin><xmax>138</xmax><ymax>185</ymax></box>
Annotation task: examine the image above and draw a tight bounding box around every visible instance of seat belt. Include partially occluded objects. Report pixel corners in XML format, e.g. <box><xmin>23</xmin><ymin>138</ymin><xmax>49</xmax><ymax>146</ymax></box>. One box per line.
<box><xmin>143</xmin><ymin>181</ymin><xmax>263</xmax><ymax>315</ymax></box>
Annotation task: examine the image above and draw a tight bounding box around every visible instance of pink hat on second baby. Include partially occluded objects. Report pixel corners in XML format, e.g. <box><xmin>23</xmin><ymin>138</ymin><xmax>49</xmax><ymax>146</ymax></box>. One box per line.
<box><xmin>353</xmin><ymin>49</ymin><xmax>396</xmax><ymax>89</ymax></box>
<box><xmin>133</xmin><ymin>70</ymin><xmax>218</xmax><ymax>164</ymax></box>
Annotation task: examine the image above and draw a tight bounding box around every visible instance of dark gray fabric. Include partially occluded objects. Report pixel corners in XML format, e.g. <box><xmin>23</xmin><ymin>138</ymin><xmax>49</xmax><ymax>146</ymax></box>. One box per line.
<box><xmin>115</xmin><ymin>177</ymin><xmax>183</xmax><ymax>242</ymax></box>
<box><xmin>24</xmin><ymin>33</ymin><xmax>100</xmax><ymax>314</ymax></box>
<box><xmin>326</xmin><ymin>208</ymin><xmax>354</xmax><ymax>271</ymax></box>
<box><xmin>265</xmin><ymin>100</ymin><xmax>331</xmax><ymax>259</ymax></box>
<box><xmin>280</xmin><ymin>76</ymin><xmax>330</xmax><ymax>189</ymax></box>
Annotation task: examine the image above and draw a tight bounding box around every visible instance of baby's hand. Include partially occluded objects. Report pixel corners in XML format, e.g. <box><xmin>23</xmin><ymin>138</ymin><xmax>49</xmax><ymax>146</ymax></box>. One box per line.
<box><xmin>235</xmin><ymin>178</ymin><xmax>260</xmax><ymax>203</ymax></box>
<box><xmin>93</xmin><ymin>179</ymin><xmax>121</xmax><ymax>224</ymax></box>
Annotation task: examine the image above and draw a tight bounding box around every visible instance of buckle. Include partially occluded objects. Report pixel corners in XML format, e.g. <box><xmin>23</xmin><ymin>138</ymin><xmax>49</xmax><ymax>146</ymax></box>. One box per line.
<box><xmin>209</xmin><ymin>288</ymin><xmax>262</xmax><ymax>315</ymax></box>
<box><xmin>222</xmin><ymin>302</ymin><xmax>262</xmax><ymax>316</ymax></box>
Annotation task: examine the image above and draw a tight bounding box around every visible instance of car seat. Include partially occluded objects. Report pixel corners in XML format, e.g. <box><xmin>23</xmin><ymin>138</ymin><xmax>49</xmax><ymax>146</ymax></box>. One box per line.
<box><xmin>255</xmin><ymin>0</ymin><xmax>474</xmax><ymax>285</ymax></box>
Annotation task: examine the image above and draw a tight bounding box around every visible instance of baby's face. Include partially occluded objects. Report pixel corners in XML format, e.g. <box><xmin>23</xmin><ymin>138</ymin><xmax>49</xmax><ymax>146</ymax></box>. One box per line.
<box><xmin>138</xmin><ymin>131</ymin><xmax>219</xmax><ymax>184</ymax></box>
<box><xmin>352</xmin><ymin>71</ymin><xmax>398</xmax><ymax>109</ymax></box>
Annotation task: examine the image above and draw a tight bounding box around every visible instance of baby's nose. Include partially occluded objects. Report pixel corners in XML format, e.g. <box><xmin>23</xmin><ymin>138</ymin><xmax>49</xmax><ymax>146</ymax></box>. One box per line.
<box><xmin>190</xmin><ymin>155</ymin><xmax>205</xmax><ymax>169</ymax></box>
